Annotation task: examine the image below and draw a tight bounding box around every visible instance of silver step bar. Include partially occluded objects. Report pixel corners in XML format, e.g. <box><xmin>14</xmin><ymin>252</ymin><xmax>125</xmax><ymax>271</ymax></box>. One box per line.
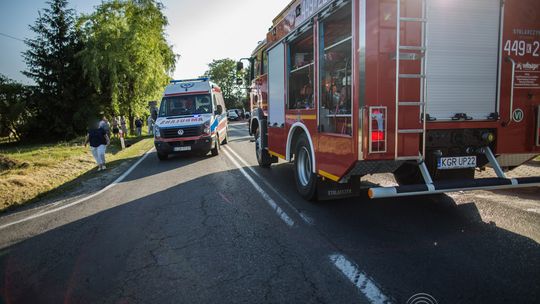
<box><xmin>368</xmin><ymin>177</ymin><xmax>540</xmax><ymax>199</ymax></box>
<box><xmin>369</xmin><ymin>146</ymin><xmax>540</xmax><ymax>199</ymax></box>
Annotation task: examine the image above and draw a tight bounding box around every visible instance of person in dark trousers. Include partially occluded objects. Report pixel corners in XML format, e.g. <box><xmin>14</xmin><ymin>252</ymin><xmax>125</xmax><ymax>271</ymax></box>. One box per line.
<box><xmin>112</xmin><ymin>117</ymin><xmax>120</xmax><ymax>139</ymax></box>
<box><xmin>135</xmin><ymin>117</ymin><xmax>143</xmax><ymax>136</ymax></box>
<box><xmin>85</xmin><ymin>120</ymin><xmax>110</xmax><ymax>171</ymax></box>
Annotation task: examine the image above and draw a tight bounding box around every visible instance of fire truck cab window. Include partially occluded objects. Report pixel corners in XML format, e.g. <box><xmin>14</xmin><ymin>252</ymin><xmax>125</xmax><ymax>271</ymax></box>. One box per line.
<box><xmin>262</xmin><ymin>52</ymin><xmax>268</xmax><ymax>75</ymax></box>
<box><xmin>253</xmin><ymin>56</ymin><xmax>260</xmax><ymax>77</ymax></box>
<box><xmin>288</xmin><ymin>30</ymin><xmax>314</xmax><ymax>110</ymax></box>
<box><xmin>318</xmin><ymin>3</ymin><xmax>352</xmax><ymax>135</ymax></box>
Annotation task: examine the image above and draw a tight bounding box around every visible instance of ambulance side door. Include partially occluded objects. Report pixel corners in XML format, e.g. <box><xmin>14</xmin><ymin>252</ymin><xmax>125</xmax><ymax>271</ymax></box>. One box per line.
<box><xmin>214</xmin><ymin>93</ymin><xmax>227</xmax><ymax>139</ymax></box>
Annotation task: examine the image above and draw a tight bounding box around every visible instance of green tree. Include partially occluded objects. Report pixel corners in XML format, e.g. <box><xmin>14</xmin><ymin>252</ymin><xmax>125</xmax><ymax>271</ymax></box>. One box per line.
<box><xmin>23</xmin><ymin>0</ymin><xmax>96</xmax><ymax>139</ymax></box>
<box><xmin>0</xmin><ymin>75</ymin><xmax>34</xmax><ymax>141</ymax></box>
<box><xmin>204</xmin><ymin>58</ymin><xmax>246</xmax><ymax>109</ymax></box>
<box><xmin>78</xmin><ymin>0</ymin><xmax>176</xmax><ymax>133</ymax></box>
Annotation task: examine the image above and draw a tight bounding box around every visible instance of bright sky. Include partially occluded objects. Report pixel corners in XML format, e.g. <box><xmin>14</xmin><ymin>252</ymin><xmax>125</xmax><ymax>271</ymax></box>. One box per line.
<box><xmin>0</xmin><ymin>0</ymin><xmax>290</xmax><ymax>84</ymax></box>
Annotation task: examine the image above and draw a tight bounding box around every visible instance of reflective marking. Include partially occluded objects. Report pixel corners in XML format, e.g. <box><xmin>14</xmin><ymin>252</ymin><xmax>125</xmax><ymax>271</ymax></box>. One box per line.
<box><xmin>319</xmin><ymin>170</ymin><xmax>340</xmax><ymax>182</ymax></box>
<box><xmin>222</xmin><ymin>149</ymin><xmax>295</xmax><ymax>227</ymax></box>
<box><xmin>268</xmin><ymin>150</ymin><xmax>286</xmax><ymax>159</ymax></box>
<box><xmin>224</xmin><ymin>146</ymin><xmax>314</xmax><ymax>226</ymax></box>
<box><xmin>0</xmin><ymin>148</ymin><xmax>154</xmax><ymax>231</ymax></box>
<box><xmin>329</xmin><ymin>254</ymin><xmax>392</xmax><ymax>304</ymax></box>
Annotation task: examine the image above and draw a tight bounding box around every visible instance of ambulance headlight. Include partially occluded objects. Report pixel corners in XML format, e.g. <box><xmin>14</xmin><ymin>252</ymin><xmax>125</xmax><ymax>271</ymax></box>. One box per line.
<box><xmin>154</xmin><ymin>126</ymin><xmax>161</xmax><ymax>138</ymax></box>
<box><xmin>203</xmin><ymin>122</ymin><xmax>211</xmax><ymax>135</ymax></box>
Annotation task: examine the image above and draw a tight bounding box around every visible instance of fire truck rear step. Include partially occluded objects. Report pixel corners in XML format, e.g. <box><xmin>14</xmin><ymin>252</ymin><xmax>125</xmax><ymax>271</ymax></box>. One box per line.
<box><xmin>368</xmin><ymin>177</ymin><xmax>540</xmax><ymax>199</ymax></box>
<box><xmin>369</xmin><ymin>147</ymin><xmax>540</xmax><ymax>199</ymax></box>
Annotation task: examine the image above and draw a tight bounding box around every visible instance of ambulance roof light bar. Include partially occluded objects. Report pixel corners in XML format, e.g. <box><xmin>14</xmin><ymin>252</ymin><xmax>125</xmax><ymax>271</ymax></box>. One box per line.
<box><xmin>170</xmin><ymin>77</ymin><xmax>209</xmax><ymax>84</ymax></box>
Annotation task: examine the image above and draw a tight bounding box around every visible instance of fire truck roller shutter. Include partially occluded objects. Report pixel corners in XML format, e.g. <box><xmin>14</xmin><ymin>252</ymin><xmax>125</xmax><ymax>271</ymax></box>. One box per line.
<box><xmin>425</xmin><ymin>0</ymin><xmax>501</xmax><ymax>121</ymax></box>
<box><xmin>268</xmin><ymin>42</ymin><xmax>286</xmax><ymax>126</ymax></box>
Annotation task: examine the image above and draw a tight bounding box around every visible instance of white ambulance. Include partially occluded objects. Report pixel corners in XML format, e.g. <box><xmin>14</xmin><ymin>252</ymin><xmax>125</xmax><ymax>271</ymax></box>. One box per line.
<box><xmin>154</xmin><ymin>78</ymin><xmax>228</xmax><ymax>160</ymax></box>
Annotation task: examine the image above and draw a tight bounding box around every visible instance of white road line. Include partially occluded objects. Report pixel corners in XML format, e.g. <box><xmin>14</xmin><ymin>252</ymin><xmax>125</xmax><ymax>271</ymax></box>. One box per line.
<box><xmin>223</xmin><ymin>145</ymin><xmax>314</xmax><ymax>226</ymax></box>
<box><xmin>222</xmin><ymin>149</ymin><xmax>295</xmax><ymax>227</ymax></box>
<box><xmin>0</xmin><ymin>148</ymin><xmax>155</xmax><ymax>231</ymax></box>
<box><xmin>227</xmin><ymin>135</ymin><xmax>253</xmax><ymax>142</ymax></box>
<box><xmin>329</xmin><ymin>254</ymin><xmax>392</xmax><ymax>304</ymax></box>
<box><xmin>526</xmin><ymin>208</ymin><xmax>540</xmax><ymax>214</ymax></box>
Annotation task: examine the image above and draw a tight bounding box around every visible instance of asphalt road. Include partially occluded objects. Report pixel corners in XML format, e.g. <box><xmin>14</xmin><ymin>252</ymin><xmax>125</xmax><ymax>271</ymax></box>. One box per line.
<box><xmin>0</xmin><ymin>122</ymin><xmax>539</xmax><ymax>304</ymax></box>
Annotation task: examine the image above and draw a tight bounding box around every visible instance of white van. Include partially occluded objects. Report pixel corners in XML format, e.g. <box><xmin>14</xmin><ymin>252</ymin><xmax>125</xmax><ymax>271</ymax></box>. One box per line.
<box><xmin>154</xmin><ymin>78</ymin><xmax>228</xmax><ymax>160</ymax></box>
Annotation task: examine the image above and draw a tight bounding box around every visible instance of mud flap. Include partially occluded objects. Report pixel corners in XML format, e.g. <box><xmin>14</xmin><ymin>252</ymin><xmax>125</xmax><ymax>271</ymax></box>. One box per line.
<box><xmin>317</xmin><ymin>177</ymin><xmax>361</xmax><ymax>201</ymax></box>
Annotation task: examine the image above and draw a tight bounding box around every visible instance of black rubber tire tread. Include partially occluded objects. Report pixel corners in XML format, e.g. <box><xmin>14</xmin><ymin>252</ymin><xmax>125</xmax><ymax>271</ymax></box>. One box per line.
<box><xmin>211</xmin><ymin>136</ymin><xmax>220</xmax><ymax>156</ymax></box>
<box><xmin>222</xmin><ymin>128</ymin><xmax>228</xmax><ymax>145</ymax></box>
<box><xmin>157</xmin><ymin>152</ymin><xmax>168</xmax><ymax>161</ymax></box>
<box><xmin>293</xmin><ymin>135</ymin><xmax>317</xmax><ymax>201</ymax></box>
<box><xmin>255</xmin><ymin>126</ymin><xmax>272</xmax><ymax>168</ymax></box>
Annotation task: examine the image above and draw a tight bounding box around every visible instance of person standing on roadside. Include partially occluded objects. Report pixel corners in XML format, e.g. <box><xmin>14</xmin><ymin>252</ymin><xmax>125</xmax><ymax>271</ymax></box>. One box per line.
<box><xmin>85</xmin><ymin>120</ymin><xmax>110</xmax><ymax>171</ymax></box>
<box><xmin>99</xmin><ymin>116</ymin><xmax>111</xmax><ymax>138</ymax></box>
<box><xmin>120</xmin><ymin>116</ymin><xmax>128</xmax><ymax>136</ymax></box>
<box><xmin>135</xmin><ymin>117</ymin><xmax>143</xmax><ymax>137</ymax></box>
<box><xmin>147</xmin><ymin>115</ymin><xmax>154</xmax><ymax>135</ymax></box>
<box><xmin>112</xmin><ymin>117</ymin><xmax>120</xmax><ymax>139</ymax></box>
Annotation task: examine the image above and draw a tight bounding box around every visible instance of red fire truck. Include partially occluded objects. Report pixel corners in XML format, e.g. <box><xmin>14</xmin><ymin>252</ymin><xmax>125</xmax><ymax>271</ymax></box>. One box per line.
<box><xmin>243</xmin><ymin>0</ymin><xmax>540</xmax><ymax>200</ymax></box>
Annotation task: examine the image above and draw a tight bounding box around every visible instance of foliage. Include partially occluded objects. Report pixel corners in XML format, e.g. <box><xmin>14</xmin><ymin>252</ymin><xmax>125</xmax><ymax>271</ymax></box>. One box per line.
<box><xmin>23</xmin><ymin>0</ymin><xmax>97</xmax><ymax>140</ymax></box>
<box><xmin>77</xmin><ymin>0</ymin><xmax>176</xmax><ymax>132</ymax></box>
<box><xmin>204</xmin><ymin>58</ymin><xmax>246</xmax><ymax>109</ymax></box>
<box><xmin>0</xmin><ymin>135</ymin><xmax>154</xmax><ymax>212</ymax></box>
<box><xmin>0</xmin><ymin>75</ymin><xmax>34</xmax><ymax>141</ymax></box>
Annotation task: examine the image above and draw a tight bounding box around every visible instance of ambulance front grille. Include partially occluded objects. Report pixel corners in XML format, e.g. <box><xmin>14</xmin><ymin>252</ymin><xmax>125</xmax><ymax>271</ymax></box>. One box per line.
<box><xmin>162</xmin><ymin>126</ymin><xmax>202</xmax><ymax>139</ymax></box>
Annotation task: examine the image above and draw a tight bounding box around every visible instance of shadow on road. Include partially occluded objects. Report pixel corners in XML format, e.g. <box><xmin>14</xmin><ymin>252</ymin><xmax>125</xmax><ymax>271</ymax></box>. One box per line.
<box><xmin>246</xmin><ymin>162</ymin><xmax>540</xmax><ymax>303</ymax></box>
<box><xmin>0</xmin><ymin>157</ymin><xmax>538</xmax><ymax>303</ymax></box>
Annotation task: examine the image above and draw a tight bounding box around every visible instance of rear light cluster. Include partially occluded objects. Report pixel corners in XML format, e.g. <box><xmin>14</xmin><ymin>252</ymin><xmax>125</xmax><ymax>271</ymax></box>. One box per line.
<box><xmin>369</xmin><ymin>107</ymin><xmax>387</xmax><ymax>153</ymax></box>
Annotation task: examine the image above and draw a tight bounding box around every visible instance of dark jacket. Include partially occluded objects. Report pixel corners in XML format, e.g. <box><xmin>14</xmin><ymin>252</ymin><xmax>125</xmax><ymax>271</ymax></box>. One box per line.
<box><xmin>88</xmin><ymin>128</ymin><xmax>107</xmax><ymax>148</ymax></box>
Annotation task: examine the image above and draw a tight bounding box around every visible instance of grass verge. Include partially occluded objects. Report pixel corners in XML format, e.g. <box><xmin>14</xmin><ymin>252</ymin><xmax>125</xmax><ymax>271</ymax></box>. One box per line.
<box><xmin>0</xmin><ymin>135</ymin><xmax>154</xmax><ymax>212</ymax></box>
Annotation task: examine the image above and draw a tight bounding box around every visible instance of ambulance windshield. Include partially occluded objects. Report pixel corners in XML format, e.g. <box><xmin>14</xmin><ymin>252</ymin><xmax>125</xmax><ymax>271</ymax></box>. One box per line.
<box><xmin>159</xmin><ymin>94</ymin><xmax>212</xmax><ymax>117</ymax></box>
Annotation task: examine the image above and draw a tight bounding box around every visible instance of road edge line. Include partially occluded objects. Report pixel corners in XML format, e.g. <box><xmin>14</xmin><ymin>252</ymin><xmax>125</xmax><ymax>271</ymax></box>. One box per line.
<box><xmin>223</xmin><ymin>145</ymin><xmax>314</xmax><ymax>226</ymax></box>
<box><xmin>222</xmin><ymin>149</ymin><xmax>295</xmax><ymax>228</ymax></box>
<box><xmin>329</xmin><ymin>254</ymin><xmax>392</xmax><ymax>304</ymax></box>
<box><xmin>0</xmin><ymin>148</ymin><xmax>155</xmax><ymax>231</ymax></box>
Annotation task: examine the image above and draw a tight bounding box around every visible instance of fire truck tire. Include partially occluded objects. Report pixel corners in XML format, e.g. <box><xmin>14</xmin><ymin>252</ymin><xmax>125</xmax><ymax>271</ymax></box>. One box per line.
<box><xmin>222</xmin><ymin>128</ymin><xmax>228</xmax><ymax>145</ymax></box>
<box><xmin>255</xmin><ymin>126</ymin><xmax>272</xmax><ymax>168</ymax></box>
<box><xmin>211</xmin><ymin>136</ymin><xmax>220</xmax><ymax>156</ymax></box>
<box><xmin>157</xmin><ymin>152</ymin><xmax>168</xmax><ymax>161</ymax></box>
<box><xmin>294</xmin><ymin>135</ymin><xmax>317</xmax><ymax>201</ymax></box>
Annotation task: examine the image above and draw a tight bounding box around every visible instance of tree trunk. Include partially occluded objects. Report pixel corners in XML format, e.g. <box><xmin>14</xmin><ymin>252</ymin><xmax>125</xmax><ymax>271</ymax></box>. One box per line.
<box><xmin>128</xmin><ymin>105</ymin><xmax>134</xmax><ymax>136</ymax></box>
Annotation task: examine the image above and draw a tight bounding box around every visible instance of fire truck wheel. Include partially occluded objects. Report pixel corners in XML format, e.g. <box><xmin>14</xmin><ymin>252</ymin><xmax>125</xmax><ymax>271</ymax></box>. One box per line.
<box><xmin>222</xmin><ymin>128</ymin><xmax>228</xmax><ymax>145</ymax></box>
<box><xmin>255</xmin><ymin>127</ymin><xmax>272</xmax><ymax>168</ymax></box>
<box><xmin>157</xmin><ymin>152</ymin><xmax>168</xmax><ymax>161</ymax></box>
<box><xmin>211</xmin><ymin>136</ymin><xmax>220</xmax><ymax>156</ymax></box>
<box><xmin>294</xmin><ymin>135</ymin><xmax>317</xmax><ymax>201</ymax></box>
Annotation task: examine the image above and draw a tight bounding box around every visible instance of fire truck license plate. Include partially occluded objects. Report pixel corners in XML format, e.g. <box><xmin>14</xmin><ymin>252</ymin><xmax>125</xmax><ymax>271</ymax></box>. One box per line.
<box><xmin>174</xmin><ymin>146</ymin><xmax>191</xmax><ymax>152</ymax></box>
<box><xmin>438</xmin><ymin>156</ymin><xmax>477</xmax><ymax>170</ymax></box>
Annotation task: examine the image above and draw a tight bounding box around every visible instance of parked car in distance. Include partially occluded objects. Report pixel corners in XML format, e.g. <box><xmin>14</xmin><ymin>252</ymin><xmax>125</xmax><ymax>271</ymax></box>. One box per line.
<box><xmin>228</xmin><ymin>109</ymin><xmax>240</xmax><ymax>121</ymax></box>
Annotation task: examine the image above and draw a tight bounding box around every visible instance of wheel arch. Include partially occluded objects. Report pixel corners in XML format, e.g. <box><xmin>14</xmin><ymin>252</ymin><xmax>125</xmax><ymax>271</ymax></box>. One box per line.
<box><xmin>286</xmin><ymin>122</ymin><xmax>316</xmax><ymax>173</ymax></box>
